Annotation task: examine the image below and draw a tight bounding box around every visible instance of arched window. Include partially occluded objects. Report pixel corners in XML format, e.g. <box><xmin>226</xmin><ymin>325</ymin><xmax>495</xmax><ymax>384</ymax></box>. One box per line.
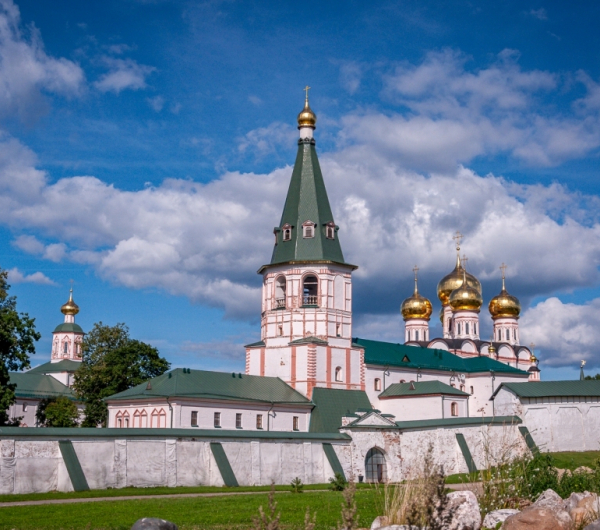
<box><xmin>414</xmin><ymin>330</ymin><xmax>419</xmax><ymax>341</ymax></box>
<box><xmin>513</xmin><ymin>328</ymin><xmax>517</xmax><ymax>340</ymax></box>
<box><xmin>326</xmin><ymin>222</ymin><xmax>336</xmax><ymax>240</ymax></box>
<box><xmin>335</xmin><ymin>366</ymin><xmax>343</xmax><ymax>382</ymax></box>
<box><xmin>400</xmin><ymin>379</ymin><xmax>406</xmax><ymax>383</ymax></box>
<box><xmin>116</xmin><ymin>411</ymin><xmax>122</xmax><ymax>428</ymax></box>
<box><xmin>460</xmin><ymin>384</ymin><xmax>465</xmax><ymax>392</ymax></box>
<box><xmin>374</xmin><ymin>378</ymin><xmax>381</xmax><ymax>391</ymax></box>
<box><xmin>457</xmin><ymin>323</ymin><xmax>461</xmax><ymax>335</ymax></box>
<box><xmin>302</xmin><ymin>221</ymin><xmax>315</xmax><ymax>238</ymax></box>
<box><xmin>451</xmin><ymin>402</ymin><xmax>458</xmax><ymax>417</ymax></box>
<box><xmin>498</xmin><ymin>329</ymin><xmax>502</xmax><ymax>341</ymax></box>
<box><xmin>123</xmin><ymin>411</ymin><xmax>130</xmax><ymax>428</ymax></box>
<box><xmin>506</xmin><ymin>329</ymin><xmax>510</xmax><ymax>341</ymax></box>
<box><xmin>140</xmin><ymin>410</ymin><xmax>148</xmax><ymax>428</ymax></box>
<box><xmin>465</xmin><ymin>322</ymin><xmax>470</xmax><ymax>335</ymax></box>
<box><xmin>63</xmin><ymin>341</ymin><xmax>68</xmax><ymax>354</ymax></box>
<box><xmin>274</xmin><ymin>277</ymin><xmax>286</xmax><ymax>308</ymax></box>
<box><xmin>302</xmin><ymin>275</ymin><xmax>318</xmax><ymax>306</ymax></box>
<box><xmin>365</xmin><ymin>448</ymin><xmax>387</xmax><ymax>483</ymax></box>
<box><xmin>282</xmin><ymin>223</ymin><xmax>292</xmax><ymax>241</ymax></box>
<box><xmin>474</xmin><ymin>323</ymin><xmax>477</xmax><ymax>335</ymax></box>
<box><xmin>151</xmin><ymin>409</ymin><xmax>159</xmax><ymax>428</ymax></box>
<box><xmin>134</xmin><ymin>410</ymin><xmax>141</xmax><ymax>428</ymax></box>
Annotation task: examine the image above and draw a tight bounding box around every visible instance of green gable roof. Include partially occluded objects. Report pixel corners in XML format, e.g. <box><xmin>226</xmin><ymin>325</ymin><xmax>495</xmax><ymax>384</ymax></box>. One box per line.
<box><xmin>379</xmin><ymin>380</ymin><xmax>469</xmax><ymax>399</ymax></box>
<box><xmin>354</xmin><ymin>338</ymin><xmax>528</xmax><ymax>376</ymax></box>
<box><xmin>106</xmin><ymin>368</ymin><xmax>312</xmax><ymax>405</ymax></box>
<box><xmin>9</xmin><ymin>372</ymin><xmax>75</xmax><ymax>400</ymax></box>
<box><xmin>493</xmin><ymin>380</ymin><xmax>600</xmax><ymax>399</ymax></box>
<box><xmin>262</xmin><ymin>139</ymin><xmax>355</xmax><ymax>271</ymax></box>
<box><xmin>53</xmin><ymin>322</ymin><xmax>84</xmax><ymax>333</ymax></box>
<box><xmin>28</xmin><ymin>359</ymin><xmax>82</xmax><ymax>374</ymax></box>
<box><xmin>309</xmin><ymin>387</ymin><xmax>373</xmax><ymax>433</ymax></box>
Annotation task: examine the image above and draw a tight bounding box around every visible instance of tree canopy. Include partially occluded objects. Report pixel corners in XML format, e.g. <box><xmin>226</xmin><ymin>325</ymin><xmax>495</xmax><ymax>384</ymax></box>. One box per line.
<box><xmin>36</xmin><ymin>396</ymin><xmax>79</xmax><ymax>427</ymax></box>
<box><xmin>73</xmin><ymin>322</ymin><xmax>170</xmax><ymax>427</ymax></box>
<box><xmin>0</xmin><ymin>268</ymin><xmax>41</xmax><ymax>426</ymax></box>
<box><xmin>584</xmin><ymin>374</ymin><xmax>600</xmax><ymax>380</ymax></box>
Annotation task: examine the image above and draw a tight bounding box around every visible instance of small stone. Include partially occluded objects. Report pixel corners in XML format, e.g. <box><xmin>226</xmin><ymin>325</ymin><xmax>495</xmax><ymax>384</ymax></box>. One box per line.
<box><xmin>534</xmin><ymin>489</ymin><xmax>565</xmax><ymax>511</ymax></box>
<box><xmin>482</xmin><ymin>509</ymin><xmax>520</xmax><ymax>528</ymax></box>
<box><xmin>131</xmin><ymin>518</ymin><xmax>178</xmax><ymax>530</ymax></box>
<box><xmin>371</xmin><ymin>516</ymin><xmax>390</xmax><ymax>530</ymax></box>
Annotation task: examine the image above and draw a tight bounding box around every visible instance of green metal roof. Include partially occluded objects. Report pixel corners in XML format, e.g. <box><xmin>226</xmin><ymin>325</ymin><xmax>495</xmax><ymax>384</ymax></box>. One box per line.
<box><xmin>354</xmin><ymin>338</ymin><xmax>529</xmax><ymax>376</ymax></box>
<box><xmin>289</xmin><ymin>336</ymin><xmax>329</xmax><ymax>345</ymax></box>
<box><xmin>0</xmin><ymin>426</ymin><xmax>350</xmax><ymax>441</ymax></box>
<box><xmin>28</xmin><ymin>359</ymin><xmax>82</xmax><ymax>374</ymax></box>
<box><xmin>309</xmin><ymin>387</ymin><xmax>373</xmax><ymax>433</ymax></box>
<box><xmin>379</xmin><ymin>381</ymin><xmax>470</xmax><ymax>399</ymax></box>
<box><xmin>493</xmin><ymin>380</ymin><xmax>600</xmax><ymax>399</ymax></box>
<box><xmin>244</xmin><ymin>340</ymin><xmax>265</xmax><ymax>348</ymax></box>
<box><xmin>394</xmin><ymin>415</ymin><xmax>522</xmax><ymax>431</ymax></box>
<box><xmin>261</xmin><ymin>139</ymin><xmax>355</xmax><ymax>271</ymax></box>
<box><xmin>106</xmin><ymin>368</ymin><xmax>312</xmax><ymax>405</ymax></box>
<box><xmin>8</xmin><ymin>372</ymin><xmax>75</xmax><ymax>400</ymax></box>
<box><xmin>53</xmin><ymin>322</ymin><xmax>84</xmax><ymax>333</ymax></box>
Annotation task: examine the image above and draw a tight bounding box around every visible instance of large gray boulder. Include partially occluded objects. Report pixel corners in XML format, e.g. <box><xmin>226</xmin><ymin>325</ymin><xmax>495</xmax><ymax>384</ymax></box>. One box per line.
<box><xmin>131</xmin><ymin>518</ymin><xmax>178</xmax><ymax>530</ymax></box>
<box><xmin>502</xmin><ymin>489</ymin><xmax>572</xmax><ymax>530</ymax></box>
<box><xmin>584</xmin><ymin>521</ymin><xmax>600</xmax><ymax>530</ymax></box>
<box><xmin>442</xmin><ymin>490</ymin><xmax>482</xmax><ymax>530</ymax></box>
<box><xmin>482</xmin><ymin>509</ymin><xmax>520</xmax><ymax>528</ymax></box>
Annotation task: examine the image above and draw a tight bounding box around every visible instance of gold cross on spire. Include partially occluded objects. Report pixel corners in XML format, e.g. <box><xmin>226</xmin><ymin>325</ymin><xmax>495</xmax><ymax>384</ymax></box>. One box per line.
<box><xmin>452</xmin><ymin>230</ymin><xmax>463</xmax><ymax>251</ymax></box>
<box><xmin>530</xmin><ymin>342</ymin><xmax>535</xmax><ymax>353</ymax></box>
<box><xmin>461</xmin><ymin>254</ymin><xmax>468</xmax><ymax>268</ymax></box>
<box><xmin>412</xmin><ymin>265</ymin><xmax>419</xmax><ymax>293</ymax></box>
<box><xmin>304</xmin><ymin>85</ymin><xmax>311</xmax><ymax>102</ymax></box>
<box><xmin>499</xmin><ymin>262</ymin><xmax>507</xmax><ymax>290</ymax></box>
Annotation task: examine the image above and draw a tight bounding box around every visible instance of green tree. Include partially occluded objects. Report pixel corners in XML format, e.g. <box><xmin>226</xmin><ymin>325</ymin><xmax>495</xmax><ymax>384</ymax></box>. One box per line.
<box><xmin>73</xmin><ymin>322</ymin><xmax>170</xmax><ymax>427</ymax></box>
<box><xmin>36</xmin><ymin>396</ymin><xmax>79</xmax><ymax>427</ymax></box>
<box><xmin>0</xmin><ymin>268</ymin><xmax>41</xmax><ymax>426</ymax></box>
<box><xmin>585</xmin><ymin>374</ymin><xmax>600</xmax><ymax>380</ymax></box>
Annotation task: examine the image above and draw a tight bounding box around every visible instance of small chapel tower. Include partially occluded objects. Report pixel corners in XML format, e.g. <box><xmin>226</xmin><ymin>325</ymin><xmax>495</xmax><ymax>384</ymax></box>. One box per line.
<box><xmin>489</xmin><ymin>264</ymin><xmax>521</xmax><ymax>346</ymax></box>
<box><xmin>401</xmin><ymin>266</ymin><xmax>432</xmax><ymax>342</ymax></box>
<box><xmin>246</xmin><ymin>89</ymin><xmax>364</xmax><ymax>397</ymax></box>
<box><xmin>51</xmin><ymin>288</ymin><xmax>84</xmax><ymax>362</ymax></box>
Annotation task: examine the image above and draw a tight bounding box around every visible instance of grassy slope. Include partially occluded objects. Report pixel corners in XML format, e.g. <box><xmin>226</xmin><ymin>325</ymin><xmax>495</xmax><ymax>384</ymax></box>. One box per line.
<box><xmin>549</xmin><ymin>451</ymin><xmax>600</xmax><ymax>470</ymax></box>
<box><xmin>0</xmin><ymin>489</ymin><xmax>381</xmax><ymax>530</ymax></box>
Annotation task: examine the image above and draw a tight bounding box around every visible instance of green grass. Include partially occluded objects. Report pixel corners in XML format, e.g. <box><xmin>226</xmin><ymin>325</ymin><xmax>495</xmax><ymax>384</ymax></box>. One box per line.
<box><xmin>0</xmin><ymin>483</ymin><xmax>369</xmax><ymax>504</ymax></box>
<box><xmin>549</xmin><ymin>451</ymin><xmax>600</xmax><ymax>470</ymax></box>
<box><xmin>0</xmin><ymin>489</ymin><xmax>381</xmax><ymax>530</ymax></box>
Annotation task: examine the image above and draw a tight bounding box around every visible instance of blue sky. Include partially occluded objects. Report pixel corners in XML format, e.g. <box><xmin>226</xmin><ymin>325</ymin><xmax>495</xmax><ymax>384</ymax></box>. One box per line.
<box><xmin>2</xmin><ymin>0</ymin><xmax>600</xmax><ymax>379</ymax></box>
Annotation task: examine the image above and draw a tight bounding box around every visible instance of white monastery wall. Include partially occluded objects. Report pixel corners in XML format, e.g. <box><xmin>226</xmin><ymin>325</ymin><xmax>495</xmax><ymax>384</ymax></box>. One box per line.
<box><xmin>374</xmin><ymin>396</ymin><xmax>468</xmax><ymax>422</ymax></box>
<box><xmin>494</xmin><ymin>388</ymin><xmax>600</xmax><ymax>452</ymax></box>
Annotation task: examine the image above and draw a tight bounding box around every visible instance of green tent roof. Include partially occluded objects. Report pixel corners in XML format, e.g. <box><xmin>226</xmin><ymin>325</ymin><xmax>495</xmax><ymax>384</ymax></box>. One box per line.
<box><xmin>261</xmin><ymin>139</ymin><xmax>355</xmax><ymax>271</ymax></box>
<box><xmin>106</xmin><ymin>368</ymin><xmax>312</xmax><ymax>405</ymax></box>
<box><xmin>379</xmin><ymin>380</ymin><xmax>470</xmax><ymax>399</ymax></box>
<box><xmin>493</xmin><ymin>380</ymin><xmax>600</xmax><ymax>399</ymax></box>
<box><xmin>309</xmin><ymin>387</ymin><xmax>373</xmax><ymax>433</ymax></box>
<box><xmin>9</xmin><ymin>372</ymin><xmax>75</xmax><ymax>400</ymax></box>
<box><xmin>354</xmin><ymin>338</ymin><xmax>529</xmax><ymax>376</ymax></box>
<box><xmin>28</xmin><ymin>359</ymin><xmax>82</xmax><ymax>374</ymax></box>
<box><xmin>53</xmin><ymin>322</ymin><xmax>84</xmax><ymax>333</ymax></box>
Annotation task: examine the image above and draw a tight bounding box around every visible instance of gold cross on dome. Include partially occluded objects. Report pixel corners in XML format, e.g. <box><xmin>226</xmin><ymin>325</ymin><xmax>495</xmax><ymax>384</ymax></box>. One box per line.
<box><xmin>461</xmin><ymin>254</ymin><xmax>468</xmax><ymax>268</ymax></box>
<box><xmin>530</xmin><ymin>343</ymin><xmax>535</xmax><ymax>353</ymax></box>
<box><xmin>452</xmin><ymin>230</ymin><xmax>463</xmax><ymax>250</ymax></box>
<box><xmin>412</xmin><ymin>265</ymin><xmax>419</xmax><ymax>279</ymax></box>
<box><xmin>304</xmin><ymin>85</ymin><xmax>311</xmax><ymax>101</ymax></box>
<box><xmin>499</xmin><ymin>263</ymin><xmax>507</xmax><ymax>279</ymax></box>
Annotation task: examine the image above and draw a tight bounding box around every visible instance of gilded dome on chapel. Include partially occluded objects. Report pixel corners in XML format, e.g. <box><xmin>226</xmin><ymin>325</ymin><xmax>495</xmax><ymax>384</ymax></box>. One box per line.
<box><xmin>437</xmin><ymin>253</ymin><xmax>482</xmax><ymax>306</ymax></box>
<box><xmin>489</xmin><ymin>274</ymin><xmax>521</xmax><ymax>320</ymax></box>
<box><xmin>297</xmin><ymin>91</ymin><xmax>317</xmax><ymax>129</ymax></box>
<box><xmin>449</xmin><ymin>270</ymin><xmax>483</xmax><ymax>312</ymax></box>
<box><xmin>401</xmin><ymin>275</ymin><xmax>432</xmax><ymax>321</ymax></box>
<box><xmin>61</xmin><ymin>289</ymin><xmax>79</xmax><ymax>316</ymax></box>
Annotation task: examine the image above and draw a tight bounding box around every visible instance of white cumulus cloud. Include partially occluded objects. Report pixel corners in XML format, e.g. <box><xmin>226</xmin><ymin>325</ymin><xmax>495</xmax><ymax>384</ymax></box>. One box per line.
<box><xmin>7</xmin><ymin>267</ymin><xmax>55</xmax><ymax>285</ymax></box>
<box><xmin>94</xmin><ymin>57</ymin><xmax>155</xmax><ymax>94</ymax></box>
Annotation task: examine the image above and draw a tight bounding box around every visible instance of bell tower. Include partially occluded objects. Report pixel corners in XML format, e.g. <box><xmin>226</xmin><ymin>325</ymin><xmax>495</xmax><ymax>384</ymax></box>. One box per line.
<box><xmin>51</xmin><ymin>288</ymin><xmax>84</xmax><ymax>363</ymax></box>
<box><xmin>245</xmin><ymin>89</ymin><xmax>365</xmax><ymax>397</ymax></box>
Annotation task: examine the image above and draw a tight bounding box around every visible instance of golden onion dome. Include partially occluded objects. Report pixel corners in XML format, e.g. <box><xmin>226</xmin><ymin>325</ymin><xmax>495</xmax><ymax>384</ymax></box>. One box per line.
<box><xmin>488</xmin><ymin>343</ymin><xmax>497</xmax><ymax>355</ymax></box>
<box><xmin>61</xmin><ymin>289</ymin><xmax>79</xmax><ymax>316</ymax></box>
<box><xmin>489</xmin><ymin>272</ymin><xmax>521</xmax><ymax>320</ymax></box>
<box><xmin>449</xmin><ymin>269</ymin><xmax>483</xmax><ymax>312</ymax></box>
<box><xmin>401</xmin><ymin>272</ymin><xmax>432</xmax><ymax>321</ymax></box>
<box><xmin>297</xmin><ymin>88</ymin><xmax>317</xmax><ymax>129</ymax></box>
<box><xmin>437</xmin><ymin>253</ymin><xmax>482</xmax><ymax>306</ymax></box>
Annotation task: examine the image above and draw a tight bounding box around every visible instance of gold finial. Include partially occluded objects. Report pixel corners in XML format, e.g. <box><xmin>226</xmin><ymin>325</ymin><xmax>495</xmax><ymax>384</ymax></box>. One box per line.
<box><xmin>500</xmin><ymin>263</ymin><xmax>507</xmax><ymax>291</ymax></box>
<box><xmin>413</xmin><ymin>265</ymin><xmax>419</xmax><ymax>294</ymax></box>
<box><xmin>529</xmin><ymin>343</ymin><xmax>538</xmax><ymax>363</ymax></box>
<box><xmin>297</xmin><ymin>86</ymin><xmax>317</xmax><ymax>129</ymax></box>
<box><xmin>304</xmin><ymin>85</ymin><xmax>311</xmax><ymax>102</ymax></box>
<box><xmin>61</xmin><ymin>284</ymin><xmax>80</xmax><ymax>316</ymax></box>
<box><xmin>452</xmin><ymin>231</ymin><xmax>463</xmax><ymax>252</ymax></box>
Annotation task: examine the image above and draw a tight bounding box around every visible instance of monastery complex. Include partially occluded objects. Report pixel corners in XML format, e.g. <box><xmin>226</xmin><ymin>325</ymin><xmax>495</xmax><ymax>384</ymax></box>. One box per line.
<box><xmin>2</xmin><ymin>93</ymin><xmax>600</xmax><ymax>493</ymax></box>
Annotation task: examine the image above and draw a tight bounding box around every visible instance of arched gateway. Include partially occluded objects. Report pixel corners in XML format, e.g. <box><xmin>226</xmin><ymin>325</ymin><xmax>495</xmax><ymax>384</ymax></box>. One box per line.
<box><xmin>365</xmin><ymin>447</ymin><xmax>387</xmax><ymax>483</ymax></box>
